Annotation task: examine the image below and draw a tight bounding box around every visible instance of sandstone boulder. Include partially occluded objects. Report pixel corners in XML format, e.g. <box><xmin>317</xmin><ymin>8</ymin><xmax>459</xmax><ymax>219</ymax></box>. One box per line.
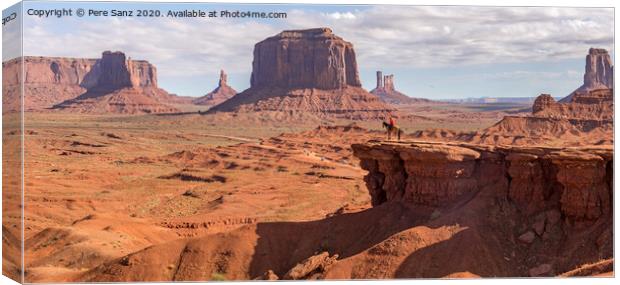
<box><xmin>532</xmin><ymin>219</ymin><xmax>546</xmax><ymax>236</ymax></box>
<box><xmin>254</xmin><ymin>270</ymin><xmax>279</xmax><ymax>280</ymax></box>
<box><xmin>283</xmin><ymin>252</ymin><xmax>338</xmax><ymax>280</ymax></box>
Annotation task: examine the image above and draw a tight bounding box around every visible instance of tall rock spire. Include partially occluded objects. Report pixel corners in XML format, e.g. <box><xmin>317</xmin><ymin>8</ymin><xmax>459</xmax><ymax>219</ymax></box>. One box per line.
<box><xmin>370</xmin><ymin>71</ymin><xmax>429</xmax><ymax>104</ymax></box>
<box><xmin>561</xmin><ymin>48</ymin><xmax>614</xmax><ymax>102</ymax></box>
<box><xmin>193</xmin><ymin>69</ymin><xmax>237</xmax><ymax>106</ymax></box>
<box><xmin>376</xmin><ymin>71</ymin><xmax>383</xmax><ymax>89</ymax></box>
<box><xmin>218</xmin><ymin>69</ymin><xmax>228</xmax><ymax>87</ymax></box>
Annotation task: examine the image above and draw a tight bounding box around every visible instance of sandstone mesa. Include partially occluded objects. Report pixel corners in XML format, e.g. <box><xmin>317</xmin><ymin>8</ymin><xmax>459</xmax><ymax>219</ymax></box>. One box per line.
<box><xmin>209</xmin><ymin>28</ymin><xmax>396</xmax><ymax>120</ymax></box>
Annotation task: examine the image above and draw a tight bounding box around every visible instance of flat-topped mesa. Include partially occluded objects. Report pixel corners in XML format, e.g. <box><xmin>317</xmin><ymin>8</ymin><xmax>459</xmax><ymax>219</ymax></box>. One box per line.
<box><xmin>250</xmin><ymin>27</ymin><xmax>361</xmax><ymax>90</ymax></box>
<box><xmin>50</xmin><ymin>51</ymin><xmax>187</xmax><ymax>114</ymax></box>
<box><xmin>209</xmin><ymin>28</ymin><xmax>394</xmax><ymax>119</ymax></box>
<box><xmin>561</xmin><ymin>47</ymin><xmax>613</xmax><ymax>102</ymax></box>
<box><xmin>352</xmin><ymin>141</ymin><xmax>613</xmax><ymax>224</ymax></box>
<box><xmin>2</xmin><ymin>52</ymin><xmax>165</xmax><ymax>112</ymax></box>
<box><xmin>91</xmin><ymin>51</ymin><xmax>158</xmax><ymax>93</ymax></box>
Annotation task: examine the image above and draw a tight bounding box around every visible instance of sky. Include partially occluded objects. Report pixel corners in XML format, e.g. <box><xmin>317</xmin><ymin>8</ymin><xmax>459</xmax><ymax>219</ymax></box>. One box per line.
<box><xmin>2</xmin><ymin>1</ymin><xmax>614</xmax><ymax>99</ymax></box>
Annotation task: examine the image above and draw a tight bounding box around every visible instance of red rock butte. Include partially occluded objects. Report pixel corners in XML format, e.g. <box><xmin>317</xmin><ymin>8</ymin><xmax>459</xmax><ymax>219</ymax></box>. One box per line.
<box><xmin>2</xmin><ymin>51</ymin><xmax>192</xmax><ymax>114</ymax></box>
<box><xmin>251</xmin><ymin>27</ymin><xmax>361</xmax><ymax>90</ymax></box>
<box><xmin>415</xmin><ymin>47</ymin><xmax>614</xmax><ymax>147</ymax></box>
<box><xmin>209</xmin><ymin>28</ymin><xmax>395</xmax><ymax>120</ymax></box>
<box><xmin>193</xmin><ymin>70</ymin><xmax>237</xmax><ymax>106</ymax></box>
<box><xmin>370</xmin><ymin>71</ymin><xmax>431</xmax><ymax>104</ymax></box>
<box><xmin>561</xmin><ymin>47</ymin><xmax>613</xmax><ymax>102</ymax></box>
<box><xmin>52</xmin><ymin>51</ymin><xmax>189</xmax><ymax>114</ymax></box>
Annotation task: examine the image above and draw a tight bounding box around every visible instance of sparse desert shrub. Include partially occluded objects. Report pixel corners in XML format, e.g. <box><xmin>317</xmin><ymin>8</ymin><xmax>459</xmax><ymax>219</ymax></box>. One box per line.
<box><xmin>210</xmin><ymin>272</ymin><xmax>227</xmax><ymax>281</ymax></box>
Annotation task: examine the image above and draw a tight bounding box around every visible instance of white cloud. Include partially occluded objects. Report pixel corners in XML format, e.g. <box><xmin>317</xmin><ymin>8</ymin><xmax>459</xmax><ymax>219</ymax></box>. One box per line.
<box><xmin>286</xmin><ymin>6</ymin><xmax>613</xmax><ymax>69</ymax></box>
<box><xmin>23</xmin><ymin>16</ymin><xmax>279</xmax><ymax>78</ymax></box>
<box><xmin>324</xmin><ymin>11</ymin><xmax>356</xmax><ymax>20</ymax></box>
<box><xmin>20</xmin><ymin>5</ymin><xmax>613</xmax><ymax>94</ymax></box>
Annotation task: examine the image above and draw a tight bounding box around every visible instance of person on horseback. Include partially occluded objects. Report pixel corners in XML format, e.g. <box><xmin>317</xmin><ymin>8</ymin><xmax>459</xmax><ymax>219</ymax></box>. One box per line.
<box><xmin>383</xmin><ymin>116</ymin><xmax>402</xmax><ymax>141</ymax></box>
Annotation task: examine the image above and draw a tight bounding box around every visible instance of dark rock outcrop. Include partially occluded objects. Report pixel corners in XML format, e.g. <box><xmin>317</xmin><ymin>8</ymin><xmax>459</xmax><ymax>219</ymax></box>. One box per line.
<box><xmin>193</xmin><ymin>70</ymin><xmax>237</xmax><ymax>106</ymax></box>
<box><xmin>209</xmin><ymin>28</ymin><xmax>395</xmax><ymax>120</ymax></box>
<box><xmin>370</xmin><ymin>71</ymin><xmax>431</xmax><ymax>104</ymax></box>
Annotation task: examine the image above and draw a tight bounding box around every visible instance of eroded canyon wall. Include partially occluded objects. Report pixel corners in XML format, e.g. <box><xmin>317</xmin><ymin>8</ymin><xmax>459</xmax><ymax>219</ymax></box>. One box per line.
<box><xmin>352</xmin><ymin>141</ymin><xmax>613</xmax><ymax>223</ymax></box>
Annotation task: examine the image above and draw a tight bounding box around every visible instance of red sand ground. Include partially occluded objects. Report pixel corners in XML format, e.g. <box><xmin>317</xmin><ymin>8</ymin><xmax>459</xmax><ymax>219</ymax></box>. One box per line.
<box><xmin>2</xmin><ymin>101</ymin><xmax>613</xmax><ymax>281</ymax></box>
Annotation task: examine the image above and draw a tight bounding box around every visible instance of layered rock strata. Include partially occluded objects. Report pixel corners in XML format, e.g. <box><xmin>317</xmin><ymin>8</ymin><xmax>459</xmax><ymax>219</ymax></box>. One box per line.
<box><xmin>210</xmin><ymin>28</ymin><xmax>395</xmax><ymax>120</ymax></box>
<box><xmin>250</xmin><ymin>28</ymin><xmax>361</xmax><ymax>89</ymax></box>
<box><xmin>352</xmin><ymin>141</ymin><xmax>612</xmax><ymax>223</ymax></box>
<box><xmin>3</xmin><ymin>51</ymin><xmax>190</xmax><ymax>113</ymax></box>
<box><xmin>456</xmin><ymin>48</ymin><xmax>614</xmax><ymax>146</ymax></box>
<box><xmin>561</xmin><ymin>48</ymin><xmax>613</xmax><ymax>102</ymax></box>
<box><xmin>52</xmin><ymin>51</ymin><xmax>186</xmax><ymax>114</ymax></box>
<box><xmin>3</xmin><ymin>57</ymin><xmax>98</xmax><ymax>112</ymax></box>
<box><xmin>532</xmin><ymin>89</ymin><xmax>613</xmax><ymax>120</ymax></box>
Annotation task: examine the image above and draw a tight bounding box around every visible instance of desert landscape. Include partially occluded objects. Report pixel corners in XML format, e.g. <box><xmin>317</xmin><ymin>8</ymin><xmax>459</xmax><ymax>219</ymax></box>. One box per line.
<box><xmin>2</xmin><ymin>27</ymin><xmax>613</xmax><ymax>282</ymax></box>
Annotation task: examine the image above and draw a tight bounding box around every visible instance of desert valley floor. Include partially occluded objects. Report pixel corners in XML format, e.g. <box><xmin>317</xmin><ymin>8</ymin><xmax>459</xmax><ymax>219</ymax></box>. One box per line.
<box><xmin>2</xmin><ymin>99</ymin><xmax>614</xmax><ymax>281</ymax></box>
<box><xmin>1</xmin><ymin>29</ymin><xmax>614</xmax><ymax>281</ymax></box>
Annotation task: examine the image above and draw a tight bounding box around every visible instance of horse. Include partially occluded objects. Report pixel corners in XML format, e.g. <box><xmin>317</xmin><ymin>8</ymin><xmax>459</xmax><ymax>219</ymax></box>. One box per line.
<box><xmin>382</xmin><ymin>122</ymin><xmax>403</xmax><ymax>141</ymax></box>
